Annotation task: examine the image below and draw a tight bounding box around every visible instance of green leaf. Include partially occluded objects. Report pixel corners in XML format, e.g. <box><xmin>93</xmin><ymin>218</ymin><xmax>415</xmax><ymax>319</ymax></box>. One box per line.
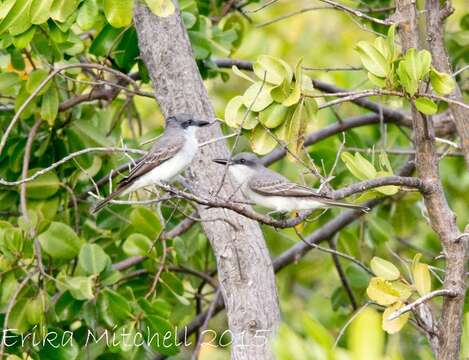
<box><xmin>0</xmin><ymin>0</ymin><xmax>16</xmax><ymax>19</ymax></box>
<box><xmin>40</xmin><ymin>85</ymin><xmax>59</xmax><ymax>126</ymax></box>
<box><xmin>29</xmin><ymin>0</ymin><xmax>53</xmax><ymax>24</ymax></box>
<box><xmin>90</xmin><ymin>24</ymin><xmax>123</xmax><ymax>57</ymax></box>
<box><xmin>417</xmin><ymin>49</ymin><xmax>432</xmax><ymax>79</ymax></box>
<box><xmin>123</xmin><ymin>233</ymin><xmax>153</xmax><ymax>257</ymax></box>
<box><xmin>0</xmin><ymin>0</ymin><xmax>32</xmax><ymax>36</ymax></box>
<box><xmin>259</xmin><ymin>103</ymin><xmax>289</xmax><ymax>128</ymax></box>
<box><xmin>37</xmin><ymin>328</ymin><xmax>79</xmax><ymax>359</ymax></box>
<box><xmin>144</xmin><ymin>0</ymin><xmax>175</xmax><ymax>18</ymax></box>
<box><xmin>387</xmin><ymin>24</ymin><xmax>397</xmax><ymax>61</ymax></box>
<box><xmin>130</xmin><ymin>207</ymin><xmax>162</xmax><ymax>238</ymax></box>
<box><xmin>430</xmin><ymin>68</ymin><xmax>455</xmax><ymax>95</ymax></box>
<box><xmin>341</xmin><ymin>152</ymin><xmax>376</xmax><ymax>181</ymax></box>
<box><xmin>8</xmin><ymin>298</ymin><xmax>30</xmax><ymax>333</ymax></box>
<box><xmin>242</xmin><ymin>81</ymin><xmax>273</xmax><ymax>112</ymax></box>
<box><xmin>26</xmin><ymin>68</ymin><xmax>50</xmax><ymax>95</ymax></box>
<box><xmin>103</xmin><ymin>0</ymin><xmax>133</xmax><ymax>28</ymax></box>
<box><xmin>113</xmin><ymin>27</ymin><xmax>139</xmax><ymax>72</ymax></box>
<box><xmin>0</xmin><ymin>72</ymin><xmax>21</xmax><ymax>94</ymax></box>
<box><xmin>50</xmin><ymin>0</ymin><xmax>78</xmax><ymax>22</ymax></box>
<box><xmin>38</xmin><ymin>222</ymin><xmax>84</xmax><ymax>260</ymax></box>
<box><xmin>415</xmin><ymin>97</ymin><xmax>438</xmax><ymax>115</ymax></box>
<box><xmin>253</xmin><ymin>54</ymin><xmax>292</xmax><ymax>85</ymax></box>
<box><xmin>24</xmin><ymin>168</ymin><xmax>60</xmax><ymax>199</ymax></box>
<box><xmin>356</xmin><ymin>41</ymin><xmax>389</xmax><ymax>78</ymax></box>
<box><xmin>397</xmin><ymin>49</ymin><xmax>432</xmax><ymax>96</ymax></box>
<box><xmin>345</xmin><ymin>263</ymin><xmax>369</xmax><ymax>290</ymax></box>
<box><xmin>77</xmin><ymin>0</ymin><xmax>99</xmax><ymax>31</ymax></box>
<box><xmin>382</xmin><ymin>301</ymin><xmax>409</xmax><ymax>334</ymax></box>
<box><xmin>282</xmin><ymin>58</ymin><xmax>302</xmax><ymax>106</ymax></box>
<box><xmin>26</xmin><ymin>290</ymin><xmax>48</xmax><ymax>325</ymax></box>
<box><xmin>370</xmin><ymin>257</ymin><xmax>400</xmax><ymax>281</ymax></box>
<box><xmin>250</xmin><ymin>125</ymin><xmax>278</xmax><ymax>155</ymax></box>
<box><xmin>79</xmin><ymin>243</ymin><xmax>109</xmax><ymax>275</ymax></box>
<box><xmin>98</xmin><ymin>288</ymin><xmax>132</xmax><ymax>327</ymax></box>
<box><xmin>12</xmin><ymin>26</ymin><xmax>36</xmax><ymax>48</ymax></box>
<box><xmin>368</xmin><ymin>72</ymin><xmax>386</xmax><ymax>88</ymax></box>
<box><xmin>366</xmin><ymin>277</ymin><xmax>401</xmax><ymax>306</ymax></box>
<box><xmin>143</xmin><ymin>315</ymin><xmax>179</xmax><ymax>355</ymax></box>
<box><xmin>64</xmin><ymin>276</ymin><xmax>94</xmax><ymax>300</ymax></box>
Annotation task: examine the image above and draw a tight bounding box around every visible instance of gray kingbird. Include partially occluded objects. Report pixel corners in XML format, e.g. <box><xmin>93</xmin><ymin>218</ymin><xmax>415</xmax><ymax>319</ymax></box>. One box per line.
<box><xmin>213</xmin><ymin>152</ymin><xmax>369</xmax><ymax>212</ymax></box>
<box><xmin>92</xmin><ymin>113</ymin><xmax>210</xmax><ymax>213</ymax></box>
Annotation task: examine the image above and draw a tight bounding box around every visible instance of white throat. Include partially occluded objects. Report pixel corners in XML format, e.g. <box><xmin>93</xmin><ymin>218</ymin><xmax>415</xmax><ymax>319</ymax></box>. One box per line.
<box><xmin>228</xmin><ymin>164</ymin><xmax>257</xmax><ymax>184</ymax></box>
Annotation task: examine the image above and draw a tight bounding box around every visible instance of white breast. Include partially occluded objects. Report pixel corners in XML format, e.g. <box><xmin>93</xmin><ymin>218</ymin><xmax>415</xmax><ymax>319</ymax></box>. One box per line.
<box><xmin>128</xmin><ymin>133</ymin><xmax>198</xmax><ymax>192</ymax></box>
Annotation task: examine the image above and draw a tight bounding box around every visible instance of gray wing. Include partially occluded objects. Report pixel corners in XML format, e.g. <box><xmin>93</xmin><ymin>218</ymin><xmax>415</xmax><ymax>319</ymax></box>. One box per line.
<box><xmin>248</xmin><ymin>169</ymin><xmax>324</xmax><ymax>198</ymax></box>
<box><xmin>117</xmin><ymin>131</ymin><xmax>184</xmax><ymax>189</ymax></box>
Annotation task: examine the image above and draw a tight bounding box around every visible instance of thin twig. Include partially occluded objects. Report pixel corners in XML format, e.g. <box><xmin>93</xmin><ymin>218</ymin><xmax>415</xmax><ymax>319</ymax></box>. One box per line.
<box><xmin>387</xmin><ymin>289</ymin><xmax>458</xmax><ymax>321</ymax></box>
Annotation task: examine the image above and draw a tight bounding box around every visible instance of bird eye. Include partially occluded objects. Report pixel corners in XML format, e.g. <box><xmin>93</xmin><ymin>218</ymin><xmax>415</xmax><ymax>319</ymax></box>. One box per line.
<box><xmin>239</xmin><ymin>159</ymin><xmax>246</xmax><ymax>164</ymax></box>
<box><xmin>187</xmin><ymin>120</ymin><xmax>193</xmax><ymax>126</ymax></box>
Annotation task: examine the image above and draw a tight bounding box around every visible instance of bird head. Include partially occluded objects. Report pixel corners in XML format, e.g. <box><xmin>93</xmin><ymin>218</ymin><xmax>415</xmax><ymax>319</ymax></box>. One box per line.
<box><xmin>213</xmin><ymin>152</ymin><xmax>262</xmax><ymax>168</ymax></box>
<box><xmin>166</xmin><ymin>113</ymin><xmax>211</xmax><ymax>131</ymax></box>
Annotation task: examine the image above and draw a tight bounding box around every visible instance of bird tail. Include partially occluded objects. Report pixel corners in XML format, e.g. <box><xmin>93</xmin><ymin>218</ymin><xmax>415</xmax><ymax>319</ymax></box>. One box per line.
<box><xmin>91</xmin><ymin>185</ymin><xmax>128</xmax><ymax>214</ymax></box>
<box><xmin>320</xmin><ymin>198</ymin><xmax>370</xmax><ymax>212</ymax></box>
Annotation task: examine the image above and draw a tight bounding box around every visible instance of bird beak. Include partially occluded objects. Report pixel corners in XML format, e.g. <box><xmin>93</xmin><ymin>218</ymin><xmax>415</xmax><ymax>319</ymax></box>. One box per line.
<box><xmin>213</xmin><ymin>158</ymin><xmax>230</xmax><ymax>165</ymax></box>
<box><xmin>196</xmin><ymin>119</ymin><xmax>211</xmax><ymax>127</ymax></box>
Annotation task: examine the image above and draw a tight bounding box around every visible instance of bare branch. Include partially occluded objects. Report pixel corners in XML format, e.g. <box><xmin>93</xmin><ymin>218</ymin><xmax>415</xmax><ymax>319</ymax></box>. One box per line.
<box><xmin>387</xmin><ymin>289</ymin><xmax>458</xmax><ymax>321</ymax></box>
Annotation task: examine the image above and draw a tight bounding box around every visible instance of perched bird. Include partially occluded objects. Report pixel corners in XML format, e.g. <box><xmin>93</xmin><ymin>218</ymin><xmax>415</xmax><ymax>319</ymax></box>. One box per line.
<box><xmin>92</xmin><ymin>113</ymin><xmax>210</xmax><ymax>213</ymax></box>
<box><xmin>213</xmin><ymin>152</ymin><xmax>369</xmax><ymax>212</ymax></box>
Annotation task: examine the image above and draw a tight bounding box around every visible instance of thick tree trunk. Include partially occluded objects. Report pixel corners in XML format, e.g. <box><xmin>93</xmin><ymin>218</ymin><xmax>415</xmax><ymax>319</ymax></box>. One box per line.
<box><xmin>395</xmin><ymin>1</ymin><xmax>467</xmax><ymax>359</ymax></box>
<box><xmin>133</xmin><ymin>2</ymin><xmax>280</xmax><ymax>359</ymax></box>
<box><xmin>425</xmin><ymin>0</ymin><xmax>469</xmax><ymax>170</ymax></box>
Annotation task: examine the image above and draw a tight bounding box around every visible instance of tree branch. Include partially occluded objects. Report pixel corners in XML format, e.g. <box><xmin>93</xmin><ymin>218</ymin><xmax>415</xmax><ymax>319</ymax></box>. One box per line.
<box><xmin>387</xmin><ymin>289</ymin><xmax>458</xmax><ymax>321</ymax></box>
<box><xmin>395</xmin><ymin>2</ymin><xmax>467</xmax><ymax>358</ymax></box>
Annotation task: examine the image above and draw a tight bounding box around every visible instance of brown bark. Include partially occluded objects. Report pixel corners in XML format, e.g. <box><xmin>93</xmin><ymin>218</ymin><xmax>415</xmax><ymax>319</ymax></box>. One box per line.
<box><xmin>395</xmin><ymin>1</ymin><xmax>467</xmax><ymax>358</ymax></box>
<box><xmin>133</xmin><ymin>2</ymin><xmax>280</xmax><ymax>359</ymax></box>
<box><xmin>425</xmin><ymin>0</ymin><xmax>469</xmax><ymax>170</ymax></box>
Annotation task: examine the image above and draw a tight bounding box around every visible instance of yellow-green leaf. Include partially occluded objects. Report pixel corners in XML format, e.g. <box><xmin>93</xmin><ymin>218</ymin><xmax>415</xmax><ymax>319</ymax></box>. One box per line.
<box><xmin>354</xmin><ymin>152</ymin><xmax>377</xmax><ymax>179</ymax></box>
<box><xmin>259</xmin><ymin>103</ymin><xmax>289</xmax><ymax>128</ymax></box>
<box><xmin>242</xmin><ymin>81</ymin><xmax>273</xmax><ymax>112</ymax></box>
<box><xmin>25</xmin><ymin>168</ymin><xmax>60</xmax><ymax>199</ymax></box>
<box><xmin>250</xmin><ymin>125</ymin><xmax>278</xmax><ymax>155</ymax></box>
<box><xmin>430</xmin><ymin>68</ymin><xmax>455</xmax><ymax>95</ymax></box>
<box><xmin>144</xmin><ymin>0</ymin><xmax>175</xmax><ymax>18</ymax></box>
<box><xmin>284</xmin><ymin>98</ymin><xmax>308</xmax><ymax>159</ymax></box>
<box><xmin>0</xmin><ymin>0</ymin><xmax>32</xmax><ymax>36</ymax></box>
<box><xmin>77</xmin><ymin>0</ymin><xmax>99</xmax><ymax>30</ymax></box>
<box><xmin>392</xmin><ymin>280</ymin><xmax>412</xmax><ymax>301</ymax></box>
<box><xmin>103</xmin><ymin>0</ymin><xmax>133</xmax><ymax>28</ymax></box>
<box><xmin>356</xmin><ymin>41</ymin><xmax>390</xmax><ymax>78</ymax></box>
<box><xmin>382</xmin><ymin>301</ymin><xmax>410</xmax><ymax>334</ymax></box>
<box><xmin>50</xmin><ymin>0</ymin><xmax>78</xmax><ymax>22</ymax></box>
<box><xmin>40</xmin><ymin>85</ymin><xmax>59</xmax><ymax>126</ymax></box>
<box><xmin>348</xmin><ymin>308</ymin><xmax>384</xmax><ymax>360</ymax></box>
<box><xmin>253</xmin><ymin>54</ymin><xmax>293</xmax><ymax>85</ymax></box>
<box><xmin>413</xmin><ymin>262</ymin><xmax>431</xmax><ymax>296</ymax></box>
<box><xmin>366</xmin><ymin>277</ymin><xmax>401</xmax><ymax>306</ymax></box>
<box><xmin>282</xmin><ymin>58</ymin><xmax>302</xmax><ymax>106</ymax></box>
<box><xmin>29</xmin><ymin>0</ymin><xmax>53</xmax><ymax>24</ymax></box>
<box><xmin>370</xmin><ymin>256</ymin><xmax>400</xmax><ymax>281</ymax></box>
<box><xmin>415</xmin><ymin>97</ymin><xmax>438</xmax><ymax>115</ymax></box>
<box><xmin>231</xmin><ymin>65</ymin><xmax>255</xmax><ymax>83</ymax></box>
